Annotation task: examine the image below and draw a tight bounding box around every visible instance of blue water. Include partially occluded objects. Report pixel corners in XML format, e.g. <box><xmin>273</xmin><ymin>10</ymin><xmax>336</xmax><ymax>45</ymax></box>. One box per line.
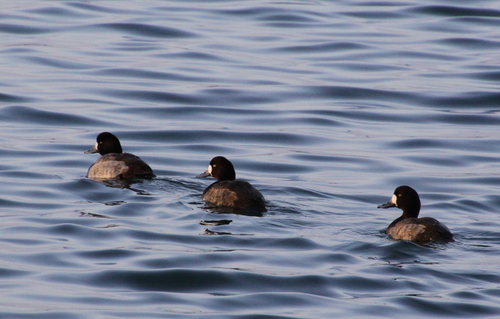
<box><xmin>1</xmin><ymin>0</ymin><xmax>500</xmax><ymax>318</ymax></box>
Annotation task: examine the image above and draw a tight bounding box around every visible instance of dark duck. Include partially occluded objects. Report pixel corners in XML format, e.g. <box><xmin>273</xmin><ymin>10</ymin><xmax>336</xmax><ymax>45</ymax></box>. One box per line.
<box><xmin>378</xmin><ymin>186</ymin><xmax>453</xmax><ymax>243</ymax></box>
<box><xmin>197</xmin><ymin>156</ymin><xmax>266</xmax><ymax>215</ymax></box>
<box><xmin>85</xmin><ymin>132</ymin><xmax>154</xmax><ymax>180</ymax></box>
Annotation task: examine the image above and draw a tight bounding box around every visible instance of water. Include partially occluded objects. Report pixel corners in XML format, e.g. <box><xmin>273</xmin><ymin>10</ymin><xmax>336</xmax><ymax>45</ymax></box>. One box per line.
<box><xmin>1</xmin><ymin>0</ymin><xmax>500</xmax><ymax>317</ymax></box>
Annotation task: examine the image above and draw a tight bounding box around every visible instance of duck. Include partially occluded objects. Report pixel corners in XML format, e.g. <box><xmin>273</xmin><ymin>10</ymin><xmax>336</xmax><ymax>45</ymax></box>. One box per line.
<box><xmin>85</xmin><ymin>132</ymin><xmax>154</xmax><ymax>180</ymax></box>
<box><xmin>377</xmin><ymin>185</ymin><xmax>453</xmax><ymax>243</ymax></box>
<box><xmin>197</xmin><ymin>156</ymin><xmax>266</xmax><ymax>214</ymax></box>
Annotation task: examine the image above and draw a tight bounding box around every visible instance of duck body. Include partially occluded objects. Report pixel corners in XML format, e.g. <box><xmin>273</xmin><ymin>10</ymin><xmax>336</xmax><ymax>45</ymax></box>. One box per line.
<box><xmin>386</xmin><ymin>216</ymin><xmax>453</xmax><ymax>243</ymax></box>
<box><xmin>378</xmin><ymin>186</ymin><xmax>453</xmax><ymax>243</ymax></box>
<box><xmin>87</xmin><ymin>152</ymin><xmax>154</xmax><ymax>180</ymax></box>
<box><xmin>197</xmin><ymin>156</ymin><xmax>266</xmax><ymax>214</ymax></box>
<box><xmin>85</xmin><ymin>132</ymin><xmax>154</xmax><ymax>180</ymax></box>
<box><xmin>202</xmin><ymin>179</ymin><xmax>267</xmax><ymax>213</ymax></box>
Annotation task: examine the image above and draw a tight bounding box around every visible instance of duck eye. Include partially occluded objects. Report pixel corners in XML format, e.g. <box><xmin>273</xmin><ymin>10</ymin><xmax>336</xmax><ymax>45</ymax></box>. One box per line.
<box><xmin>397</xmin><ymin>193</ymin><xmax>402</xmax><ymax>197</ymax></box>
<box><xmin>212</xmin><ymin>164</ymin><xmax>216</xmax><ymax>168</ymax></box>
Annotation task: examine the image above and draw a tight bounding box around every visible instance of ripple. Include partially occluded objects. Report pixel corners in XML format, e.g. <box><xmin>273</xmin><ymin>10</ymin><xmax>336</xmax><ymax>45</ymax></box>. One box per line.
<box><xmin>91</xmin><ymin>23</ymin><xmax>198</xmax><ymax>39</ymax></box>
<box><xmin>0</xmin><ymin>23</ymin><xmax>51</xmax><ymax>34</ymax></box>
<box><xmin>393</xmin><ymin>296</ymin><xmax>500</xmax><ymax>316</ymax></box>
<box><xmin>122</xmin><ymin>129</ymin><xmax>326</xmax><ymax>146</ymax></box>
<box><xmin>92</xmin><ymin>68</ymin><xmax>208</xmax><ymax>82</ymax></box>
<box><xmin>438</xmin><ymin>38</ymin><xmax>500</xmax><ymax>50</ymax></box>
<box><xmin>0</xmin><ymin>92</ymin><xmax>34</xmax><ymax>103</ymax></box>
<box><xmin>410</xmin><ymin>5</ymin><xmax>500</xmax><ymax>18</ymax></box>
<box><xmin>52</xmin><ymin>268</ymin><xmax>341</xmax><ymax>297</ymax></box>
<box><xmin>303</xmin><ymin>86</ymin><xmax>415</xmax><ymax>103</ymax></box>
<box><xmin>0</xmin><ymin>267</ymin><xmax>31</xmax><ymax>278</ymax></box>
<box><xmin>432</xmin><ymin>113</ymin><xmax>500</xmax><ymax>125</ymax></box>
<box><xmin>95</xmin><ymin>89</ymin><xmax>200</xmax><ymax>105</ymax></box>
<box><xmin>275</xmin><ymin>42</ymin><xmax>370</xmax><ymax>53</ymax></box>
<box><xmin>24</xmin><ymin>6</ymin><xmax>97</xmax><ymax>19</ymax></box>
<box><xmin>22</xmin><ymin>56</ymin><xmax>98</xmax><ymax>70</ymax></box>
<box><xmin>2</xmin><ymin>0</ymin><xmax>500</xmax><ymax>317</ymax></box>
<box><xmin>470</xmin><ymin>71</ymin><xmax>500</xmax><ymax>81</ymax></box>
<box><xmin>0</xmin><ymin>106</ymin><xmax>107</xmax><ymax>126</ymax></box>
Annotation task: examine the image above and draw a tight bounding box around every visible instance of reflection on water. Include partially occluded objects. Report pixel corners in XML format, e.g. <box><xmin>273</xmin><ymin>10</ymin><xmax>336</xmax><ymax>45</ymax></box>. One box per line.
<box><xmin>1</xmin><ymin>0</ymin><xmax>500</xmax><ymax>318</ymax></box>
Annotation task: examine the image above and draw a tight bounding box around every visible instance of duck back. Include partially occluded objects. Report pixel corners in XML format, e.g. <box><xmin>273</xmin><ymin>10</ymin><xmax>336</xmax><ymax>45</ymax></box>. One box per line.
<box><xmin>387</xmin><ymin>217</ymin><xmax>454</xmax><ymax>243</ymax></box>
<box><xmin>87</xmin><ymin>152</ymin><xmax>154</xmax><ymax>180</ymax></box>
<box><xmin>202</xmin><ymin>180</ymin><xmax>267</xmax><ymax>213</ymax></box>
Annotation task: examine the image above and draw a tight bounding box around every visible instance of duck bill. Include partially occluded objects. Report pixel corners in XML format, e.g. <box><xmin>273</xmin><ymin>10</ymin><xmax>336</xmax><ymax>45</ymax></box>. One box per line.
<box><xmin>378</xmin><ymin>194</ymin><xmax>398</xmax><ymax>209</ymax></box>
<box><xmin>377</xmin><ymin>198</ymin><xmax>397</xmax><ymax>208</ymax></box>
<box><xmin>377</xmin><ymin>201</ymin><xmax>396</xmax><ymax>209</ymax></box>
<box><xmin>84</xmin><ymin>143</ymin><xmax>98</xmax><ymax>154</ymax></box>
<box><xmin>196</xmin><ymin>170</ymin><xmax>211</xmax><ymax>178</ymax></box>
<box><xmin>196</xmin><ymin>164</ymin><xmax>213</xmax><ymax>178</ymax></box>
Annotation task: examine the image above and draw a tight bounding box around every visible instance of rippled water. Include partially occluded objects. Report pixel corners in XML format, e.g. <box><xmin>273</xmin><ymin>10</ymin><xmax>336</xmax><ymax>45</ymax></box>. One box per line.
<box><xmin>1</xmin><ymin>0</ymin><xmax>500</xmax><ymax>318</ymax></box>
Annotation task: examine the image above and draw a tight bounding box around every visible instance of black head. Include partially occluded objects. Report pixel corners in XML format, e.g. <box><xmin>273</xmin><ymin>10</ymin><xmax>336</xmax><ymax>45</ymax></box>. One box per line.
<box><xmin>197</xmin><ymin>156</ymin><xmax>236</xmax><ymax>181</ymax></box>
<box><xmin>378</xmin><ymin>185</ymin><xmax>421</xmax><ymax>218</ymax></box>
<box><xmin>85</xmin><ymin>132</ymin><xmax>123</xmax><ymax>156</ymax></box>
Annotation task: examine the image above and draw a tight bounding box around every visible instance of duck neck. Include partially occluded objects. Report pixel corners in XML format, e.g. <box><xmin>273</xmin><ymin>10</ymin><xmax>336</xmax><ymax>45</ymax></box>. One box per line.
<box><xmin>400</xmin><ymin>205</ymin><xmax>420</xmax><ymax>219</ymax></box>
<box><xmin>218</xmin><ymin>172</ymin><xmax>235</xmax><ymax>181</ymax></box>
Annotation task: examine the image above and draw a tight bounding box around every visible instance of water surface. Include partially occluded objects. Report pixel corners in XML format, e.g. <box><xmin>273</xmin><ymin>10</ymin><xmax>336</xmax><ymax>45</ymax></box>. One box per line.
<box><xmin>1</xmin><ymin>1</ymin><xmax>500</xmax><ymax>318</ymax></box>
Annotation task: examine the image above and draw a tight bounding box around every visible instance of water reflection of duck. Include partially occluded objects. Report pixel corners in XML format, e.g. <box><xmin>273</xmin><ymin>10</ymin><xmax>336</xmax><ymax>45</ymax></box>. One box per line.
<box><xmin>378</xmin><ymin>186</ymin><xmax>454</xmax><ymax>243</ymax></box>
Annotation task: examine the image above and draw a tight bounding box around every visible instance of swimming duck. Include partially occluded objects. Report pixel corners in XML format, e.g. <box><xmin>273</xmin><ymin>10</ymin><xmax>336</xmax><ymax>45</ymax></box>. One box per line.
<box><xmin>197</xmin><ymin>156</ymin><xmax>266</xmax><ymax>214</ymax></box>
<box><xmin>85</xmin><ymin>132</ymin><xmax>154</xmax><ymax>180</ymax></box>
<box><xmin>378</xmin><ymin>185</ymin><xmax>453</xmax><ymax>243</ymax></box>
